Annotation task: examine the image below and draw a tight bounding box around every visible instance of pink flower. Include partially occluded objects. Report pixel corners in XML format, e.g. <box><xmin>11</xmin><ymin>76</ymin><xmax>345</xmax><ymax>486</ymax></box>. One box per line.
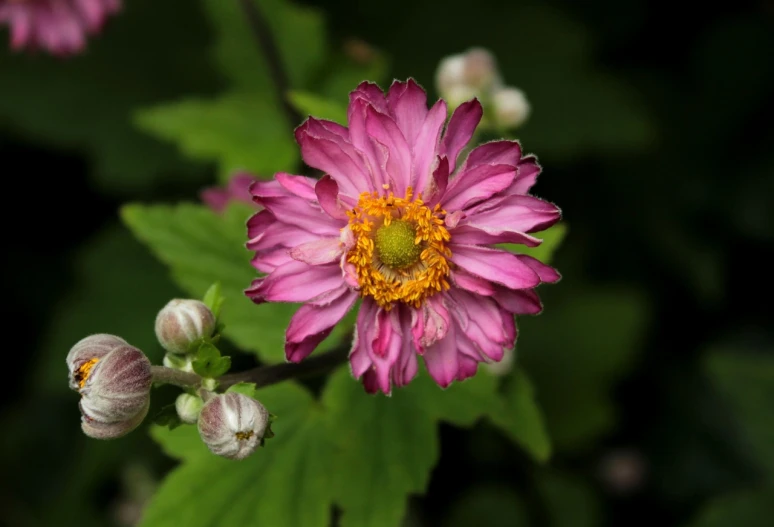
<box><xmin>201</xmin><ymin>172</ymin><xmax>259</xmax><ymax>213</ymax></box>
<box><xmin>245</xmin><ymin>80</ymin><xmax>561</xmax><ymax>394</ymax></box>
<box><xmin>0</xmin><ymin>0</ymin><xmax>120</xmax><ymax>56</ymax></box>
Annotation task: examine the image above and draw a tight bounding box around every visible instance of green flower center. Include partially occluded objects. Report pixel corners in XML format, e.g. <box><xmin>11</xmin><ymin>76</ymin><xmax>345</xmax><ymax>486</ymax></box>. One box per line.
<box><xmin>374</xmin><ymin>220</ymin><xmax>422</xmax><ymax>270</ymax></box>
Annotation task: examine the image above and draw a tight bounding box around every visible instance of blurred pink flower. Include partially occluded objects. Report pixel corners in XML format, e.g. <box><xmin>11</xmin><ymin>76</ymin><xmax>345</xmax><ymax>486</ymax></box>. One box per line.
<box><xmin>201</xmin><ymin>173</ymin><xmax>259</xmax><ymax>213</ymax></box>
<box><xmin>246</xmin><ymin>80</ymin><xmax>560</xmax><ymax>394</ymax></box>
<box><xmin>0</xmin><ymin>0</ymin><xmax>121</xmax><ymax>55</ymax></box>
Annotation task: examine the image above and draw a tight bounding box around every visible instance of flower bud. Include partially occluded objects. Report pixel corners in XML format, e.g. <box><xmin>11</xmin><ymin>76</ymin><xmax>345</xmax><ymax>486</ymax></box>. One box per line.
<box><xmin>492</xmin><ymin>87</ymin><xmax>531</xmax><ymax>129</ymax></box>
<box><xmin>155</xmin><ymin>299</ymin><xmax>216</xmax><ymax>354</ymax></box>
<box><xmin>484</xmin><ymin>346</ymin><xmax>516</xmax><ymax>377</ymax></box>
<box><xmin>436</xmin><ymin>47</ymin><xmax>502</xmax><ymax>106</ymax></box>
<box><xmin>67</xmin><ymin>335</ymin><xmax>152</xmax><ymax>440</ymax></box>
<box><xmin>198</xmin><ymin>393</ymin><xmax>270</xmax><ymax>460</ymax></box>
<box><xmin>176</xmin><ymin>393</ymin><xmax>203</xmax><ymax>424</ymax></box>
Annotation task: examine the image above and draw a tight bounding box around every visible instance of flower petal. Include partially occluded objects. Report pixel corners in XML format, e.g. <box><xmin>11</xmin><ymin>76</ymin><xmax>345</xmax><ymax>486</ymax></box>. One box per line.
<box><xmin>347</xmin><ymin>96</ymin><xmax>389</xmax><ymax>188</ymax></box>
<box><xmin>285</xmin><ymin>289</ymin><xmax>358</xmax><ymax>362</ymax></box>
<box><xmin>508</xmin><ymin>155</ymin><xmax>542</xmax><ymax>196</ymax></box>
<box><xmin>387</xmin><ymin>79</ymin><xmax>428</xmax><ymax>145</ymax></box>
<box><xmin>365</xmin><ymin>104</ymin><xmax>412</xmax><ymax>196</ymax></box>
<box><xmin>492</xmin><ymin>287</ymin><xmax>543</xmax><ymax>315</ymax></box>
<box><xmin>246</xmin><ymin>261</ymin><xmax>344</xmax><ymax>304</ymax></box>
<box><xmin>450</xmin><ymin>269</ymin><xmax>496</xmax><ymax>296</ymax></box>
<box><xmin>516</xmin><ymin>254</ymin><xmax>561</xmax><ymax>283</ymax></box>
<box><xmin>450</xmin><ymin>244</ymin><xmax>541</xmax><ymax>290</ymax></box>
<box><xmin>440</xmin><ymin>99</ymin><xmax>483</xmax><ymax>173</ymax></box>
<box><xmin>460</xmin><ymin>195</ymin><xmax>561</xmax><ymax>236</ymax></box>
<box><xmin>315</xmin><ymin>175</ymin><xmax>352</xmax><ymax>221</ymax></box>
<box><xmin>290</xmin><ymin>238</ymin><xmax>343</xmax><ymax>265</ymax></box>
<box><xmin>441</xmin><ymin>163</ymin><xmax>516</xmax><ymax>211</ymax></box>
<box><xmin>448</xmin><ymin>225</ymin><xmax>542</xmax><ymax>247</ymax></box>
<box><xmin>276</xmin><ymin>173</ymin><xmax>318</xmax><ymax>202</ymax></box>
<box><xmin>411</xmin><ymin>294</ymin><xmax>450</xmax><ymax>352</ymax></box>
<box><xmin>413</xmin><ymin>100</ymin><xmax>448</xmax><ymax>197</ymax></box>
<box><xmin>423</xmin><ymin>324</ymin><xmax>459</xmax><ymax>388</ymax></box>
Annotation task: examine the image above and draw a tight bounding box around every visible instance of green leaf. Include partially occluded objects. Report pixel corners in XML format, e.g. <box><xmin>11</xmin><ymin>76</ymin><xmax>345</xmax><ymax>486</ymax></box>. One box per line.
<box><xmin>192</xmin><ymin>343</ymin><xmax>231</xmax><ymax>378</ymax></box>
<box><xmin>135</xmin><ymin>93</ymin><xmax>296</xmax><ymax>183</ymax></box>
<box><xmin>226</xmin><ymin>382</ymin><xmax>260</xmax><ymax>398</ymax></box>
<box><xmin>706</xmin><ymin>351</ymin><xmax>774</xmax><ymax>478</ymax></box>
<box><xmin>499</xmin><ymin>223</ymin><xmax>567</xmax><ymax>265</ymax></box>
<box><xmin>519</xmin><ymin>287</ymin><xmax>650</xmax><ymax>452</ymax></box>
<box><xmin>121</xmin><ymin>202</ymin><xmax>352</xmax><ymax>363</ymax></box>
<box><xmin>202</xmin><ymin>282</ymin><xmax>225</xmax><ymax>319</ymax></box>
<box><xmin>488</xmin><ymin>368</ymin><xmax>552</xmax><ymax>462</ymax></box>
<box><xmin>686</xmin><ymin>488</ymin><xmax>774</xmax><ymax>527</ymax></box>
<box><xmin>202</xmin><ymin>0</ymin><xmax>328</xmax><ymax>93</ymax></box>
<box><xmin>143</xmin><ymin>383</ymin><xmax>334</xmax><ymax>527</ymax></box>
<box><xmin>288</xmin><ymin>91</ymin><xmax>348</xmax><ymax>123</ymax></box>
<box><xmin>322</xmin><ymin>368</ymin><xmax>438</xmax><ymax>527</ymax></box>
<box><xmin>152</xmin><ymin>404</ymin><xmax>184</xmax><ymax>431</ymax></box>
<box><xmin>0</xmin><ymin>0</ymin><xmax>217</xmax><ymax>194</ymax></box>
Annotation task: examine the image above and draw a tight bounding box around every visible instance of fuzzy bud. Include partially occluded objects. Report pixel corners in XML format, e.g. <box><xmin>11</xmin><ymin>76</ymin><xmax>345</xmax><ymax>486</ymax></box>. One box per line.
<box><xmin>155</xmin><ymin>299</ymin><xmax>216</xmax><ymax>354</ymax></box>
<box><xmin>67</xmin><ymin>334</ymin><xmax>153</xmax><ymax>440</ymax></box>
<box><xmin>492</xmin><ymin>87</ymin><xmax>531</xmax><ymax>129</ymax></box>
<box><xmin>176</xmin><ymin>393</ymin><xmax>203</xmax><ymax>424</ymax></box>
<box><xmin>436</xmin><ymin>47</ymin><xmax>502</xmax><ymax>105</ymax></box>
<box><xmin>198</xmin><ymin>393</ymin><xmax>270</xmax><ymax>460</ymax></box>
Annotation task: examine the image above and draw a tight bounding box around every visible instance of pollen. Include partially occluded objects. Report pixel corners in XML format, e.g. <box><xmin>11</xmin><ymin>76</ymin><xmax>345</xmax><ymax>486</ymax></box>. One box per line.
<box><xmin>74</xmin><ymin>358</ymin><xmax>100</xmax><ymax>389</ymax></box>
<box><xmin>346</xmin><ymin>187</ymin><xmax>452</xmax><ymax>310</ymax></box>
<box><xmin>235</xmin><ymin>430</ymin><xmax>255</xmax><ymax>441</ymax></box>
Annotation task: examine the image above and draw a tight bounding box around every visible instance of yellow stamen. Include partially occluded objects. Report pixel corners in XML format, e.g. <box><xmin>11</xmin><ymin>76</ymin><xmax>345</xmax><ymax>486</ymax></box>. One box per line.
<box><xmin>346</xmin><ymin>187</ymin><xmax>452</xmax><ymax>310</ymax></box>
<box><xmin>75</xmin><ymin>358</ymin><xmax>100</xmax><ymax>389</ymax></box>
<box><xmin>235</xmin><ymin>431</ymin><xmax>254</xmax><ymax>441</ymax></box>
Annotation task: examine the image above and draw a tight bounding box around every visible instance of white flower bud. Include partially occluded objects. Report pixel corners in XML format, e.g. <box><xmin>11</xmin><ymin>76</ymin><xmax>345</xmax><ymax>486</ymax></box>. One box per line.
<box><xmin>155</xmin><ymin>299</ymin><xmax>216</xmax><ymax>355</ymax></box>
<box><xmin>176</xmin><ymin>393</ymin><xmax>203</xmax><ymax>424</ymax></box>
<box><xmin>198</xmin><ymin>393</ymin><xmax>270</xmax><ymax>460</ymax></box>
<box><xmin>67</xmin><ymin>335</ymin><xmax>153</xmax><ymax>440</ymax></box>
<box><xmin>436</xmin><ymin>47</ymin><xmax>503</xmax><ymax>109</ymax></box>
<box><xmin>492</xmin><ymin>87</ymin><xmax>531</xmax><ymax>129</ymax></box>
<box><xmin>461</xmin><ymin>48</ymin><xmax>500</xmax><ymax>91</ymax></box>
<box><xmin>436</xmin><ymin>53</ymin><xmax>467</xmax><ymax>96</ymax></box>
<box><xmin>484</xmin><ymin>346</ymin><xmax>516</xmax><ymax>377</ymax></box>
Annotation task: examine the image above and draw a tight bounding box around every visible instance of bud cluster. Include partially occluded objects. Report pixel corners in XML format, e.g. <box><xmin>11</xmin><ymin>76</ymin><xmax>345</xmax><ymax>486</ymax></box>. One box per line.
<box><xmin>435</xmin><ymin>47</ymin><xmax>531</xmax><ymax>130</ymax></box>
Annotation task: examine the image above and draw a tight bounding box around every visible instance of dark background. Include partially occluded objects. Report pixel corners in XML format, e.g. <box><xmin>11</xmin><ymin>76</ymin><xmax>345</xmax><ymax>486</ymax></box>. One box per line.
<box><xmin>1</xmin><ymin>0</ymin><xmax>772</xmax><ymax>525</ymax></box>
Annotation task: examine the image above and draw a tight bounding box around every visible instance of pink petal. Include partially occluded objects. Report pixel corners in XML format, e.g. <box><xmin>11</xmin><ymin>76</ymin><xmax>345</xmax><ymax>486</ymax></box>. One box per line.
<box><xmin>460</xmin><ymin>195</ymin><xmax>561</xmax><ymax>236</ymax></box>
<box><xmin>508</xmin><ymin>156</ymin><xmax>542</xmax><ymax>196</ymax></box>
<box><xmin>447</xmin><ymin>289</ymin><xmax>512</xmax><ymax>362</ymax></box>
<box><xmin>441</xmin><ymin>163</ymin><xmax>516</xmax><ymax>211</ymax></box>
<box><xmin>462</xmin><ymin>140</ymin><xmax>522</xmax><ymax>171</ymax></box>
<box><xmin>276</xmin><ymin>173</ymin><xmax>318</xmax><ymax>202</ymax></box>
<box><xmin>246</xmin><ymin>261</ymin><xmax>344</xmax><ymax>304</ymax></box>
<box><xmin>365</xmin><ymin>104</ymin><xmax>412</xmax><ymax>196</ymax></box>
<box><xmin>258</xmin><ymin>195</ymin><xmax>339</xmax><ymax>236</ymax></box>
<box><xmin>285</xmin><ymin>289</ymin><xmax>358</xmax><ymax>362</ymax></box>
<box><xmin>413</xmin><ymin>100</ymin><xmax>448</xmax><ymax>198</ymax></box>
<box><xmin>450</xmin><ymin>269</ymin><xmax>496</xmax><ymax>296</ymax></box>
<box><xmin>247</xmin><ymin>217</ymin><xmax>321</xmax><ymax>252</ymax></box>
<box><xmin>440</xmin><ymin>99</ymin><xmax>483</xmax><ymax>173</ymax></box>
<box><xmin>295</xmin><ymin>120</ymin><xmax>371</xmax><ymax>198</ymax></box>
<box><xmin>411</xmin><ymin>295</ymin><xmax>450</xmax><ymax>352</ymax></box>
<box><xmin>450</xmin><ymin>244</ymin><xmax>541</xmax><ymax>290</ymax></box>
<box><xmin>423</xmin><ymin>324</ymin><xmax>459</xmax><ymax>388</ymax></box>
<box><xmin>290</xmin><ymin>238</ymin><xmax>343</xmax><ymax>265</ymax></box>
<box><xmin>350</xmin><ymin>81</ymin><xmax>389</xmax><ymax>114</ymax></box>
<box><xmin>251</xmin><ymin>248</ymin><xmax>293</xmax><ymax>273</ymax></box>
<box><xmin>493</xmin><ymin>287</ymin><xmax>543</xmax><ymax>315</ymax></box>
<box><xmin>387</xmin><ymin>79</ymin><xmax>428</xmax><ymax>146</ymax></box>
<box><xmin>516</xmin><ymin>254</ymin><xmax>561</xmax><ymax>283</ymax></box>
<box><xmin>392</xmin><ymin>307</ymin><xmax>418</xmax><ymax>388</ymax></box>
<box><xmin>425</xmin><ymin>155</ymin><xmax>449</xmax><ymax>206</ymax></box>
<box><xmin>315</xmin><ymin>175</ymin><xmax>351</xmax><ymax>221</ymax></box>
<box><xmin>449</xmin><ymin>225</ymin><xmax>542</xmax><ymax>247</ymax></box>
<box><xmin>347</xmin><ymin>97</ymin><xmax>389</xmax><ymax>189</ymax></box>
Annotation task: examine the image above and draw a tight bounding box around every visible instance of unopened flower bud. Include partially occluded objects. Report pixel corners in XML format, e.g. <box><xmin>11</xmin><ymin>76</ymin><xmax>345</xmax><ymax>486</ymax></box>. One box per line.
<box><xmin>198</xmin><ymin>393</ymin><xmax>270</xmax><ymax>460</ymax></box>
<box><xmin>492</xmin><ymin>87</ymin><xmax>531</xmax><ymax>129</ymax></box>
<box><xmin>176</xmin><ymin>393</ymin><xmax>203</xmax><ymax>424</ymax></box>
<box><xmin>155</xmin><ymin>299</ymin><xmax>216</xmax><ymax>354</ymax></box>
<box><xmin>436</xmin><ymin>47</ymin><xmax>502</xmax><ymax>106</ymax></box>
<box><xmin>67</xmin><ymin>334</ymin><xmax>152</xmax><ymax>440</ymax></box>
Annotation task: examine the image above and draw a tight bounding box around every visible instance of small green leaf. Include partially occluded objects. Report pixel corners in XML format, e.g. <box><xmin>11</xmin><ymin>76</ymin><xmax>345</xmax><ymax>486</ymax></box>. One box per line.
<box><xmin>202</xmin><ymin>282</ymin><xmax>225</xmax><ymax>319</ymax></box>
<box><xmin>226</xmin><ymin>382</ymin><xmax>259</xmax><ymax>398</ymax></box>
<box><xmin>152</xmin><ymin>404</ymin><xmax>184</xmax><ymax>431</ymax></box>
<box><xmin>191</xmin><ymin>343</ymin><xmax>231</xmax><ymax>378</ymax></box>
<box><xmin>288</xmin><ymin>91</ymin><xmax>348</xmax><ymax>123</ymax></box>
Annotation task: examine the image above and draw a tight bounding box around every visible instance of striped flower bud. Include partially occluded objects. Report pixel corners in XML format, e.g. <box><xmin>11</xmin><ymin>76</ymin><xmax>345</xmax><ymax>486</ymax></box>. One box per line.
<box><xmin>198</xmin><ymin>393</ymin><xmax>270</xmax><ymax>460</ymax></box>
<box><xmin>67</xmin><ymin>334</ymin><xmax>152</xmax><ymax>440</ymax></box>
<box><xmin>155</xmin><ymin>299</ymin><xmax>216</xmax><ymax>355</ymax></box>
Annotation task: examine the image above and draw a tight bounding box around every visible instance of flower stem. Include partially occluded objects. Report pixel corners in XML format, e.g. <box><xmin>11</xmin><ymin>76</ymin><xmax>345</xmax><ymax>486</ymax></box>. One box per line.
<box><xmin>219</xmin><ymin>347</ymin><xmax>349</xmax><ymax>389</ymax></box>
<box><xmin>237</xmin><ymin>0</ymin><xmax>301</xmax><ymax>129</ymax></box>
<box><xmin>149</xmin><ymin>347</ymin><xmax>349</xmax><ymax>391</ymax></box>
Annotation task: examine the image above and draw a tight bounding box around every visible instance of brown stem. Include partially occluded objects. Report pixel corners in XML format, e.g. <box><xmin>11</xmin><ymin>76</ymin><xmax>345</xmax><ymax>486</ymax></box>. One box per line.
<box><xmin>150</xmin><ymin>366</ymin><xmax>201</xmax><ymax>388</ymax></box>
<box><xmin>219</xmin><ymin>347</ymin><xmax>348</xmax><ymax>389</ymax></box>
<box><xmin>238</xmin><ymin>0</ymin><xmax>302</xmax><ymax>129</ymax></box>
